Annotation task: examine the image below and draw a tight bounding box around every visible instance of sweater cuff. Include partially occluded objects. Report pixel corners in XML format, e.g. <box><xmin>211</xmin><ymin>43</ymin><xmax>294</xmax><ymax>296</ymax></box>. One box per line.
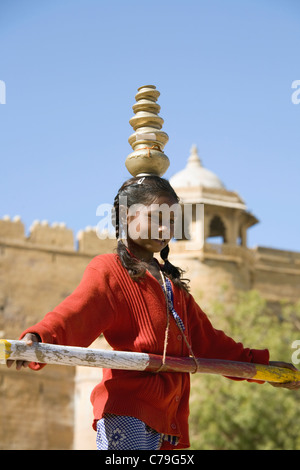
<box><xmin>247</xmin><ymin>348</ymin><xmax>270</xmax><ymax>383</ymax></box>
<box><xmin>226</xmin><ymin>348</ymin><xmax>270</xmax><ymax>384</ymax></box>
<box><xmin>250</xmin><ymin>348</ymin><xmax>270</xmax><ymax>366</ymax></box>
<box><xmin>19</xmin><ymin>325</ymin><xmax>55</xmax><ymax>371</ymax></box>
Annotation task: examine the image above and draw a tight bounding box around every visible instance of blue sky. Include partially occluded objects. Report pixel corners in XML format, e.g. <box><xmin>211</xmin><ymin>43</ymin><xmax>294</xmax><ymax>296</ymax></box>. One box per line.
<box><xmin>1</xmin><ymin>0</ymin><xmax>299</xmax><ymax>251</ymax></box>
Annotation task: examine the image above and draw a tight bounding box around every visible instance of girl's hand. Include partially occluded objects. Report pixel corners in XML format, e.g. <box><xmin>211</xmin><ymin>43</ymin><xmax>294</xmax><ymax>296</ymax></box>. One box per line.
<box><xmin>6</xmin><ymin>333</ymin><xmax>40</xmax><ymax>370</ymax></box>
<box><xmin>268</xmin><ymin>361</ymin><xmax>300</xmax><ymax>390</ymax></box>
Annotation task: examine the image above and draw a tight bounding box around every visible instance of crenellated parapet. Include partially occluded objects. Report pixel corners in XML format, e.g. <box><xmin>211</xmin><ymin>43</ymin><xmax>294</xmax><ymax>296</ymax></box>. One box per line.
<box><xmin>0</xmin><ymin>215</ymin><xmax>25</xmax><ymax>241</ymax></box>
<box><xmin>27</xmin><ymin>220</ymin><xmax>74</xmax><ymax>250</ymax></box>
<box><xmin>0</xmin><ymin>215</ymin><xmax>117</xmax><ymax>255</ymax></box>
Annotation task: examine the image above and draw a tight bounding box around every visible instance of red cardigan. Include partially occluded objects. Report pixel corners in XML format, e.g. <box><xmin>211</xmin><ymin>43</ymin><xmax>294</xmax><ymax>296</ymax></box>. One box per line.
<box><xmin>21</xmin><ymin>253</ymin><xmax>269</xmax><ymax>449</ymax></box>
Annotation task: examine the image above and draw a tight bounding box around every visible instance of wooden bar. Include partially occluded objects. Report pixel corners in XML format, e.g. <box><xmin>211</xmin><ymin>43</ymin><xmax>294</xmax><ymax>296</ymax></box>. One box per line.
<box><xmin>0</xmin><ymin>339</ymin><xmax>150</xmax><ymax>370</ymax></box>
<box><xmin>1</xmin><ymin>339</ymin><xmax>300</xmax><ymax>383</ymax></box>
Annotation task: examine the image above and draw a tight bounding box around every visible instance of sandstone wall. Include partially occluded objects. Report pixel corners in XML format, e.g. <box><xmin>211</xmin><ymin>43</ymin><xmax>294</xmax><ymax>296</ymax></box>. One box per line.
<box><xmin>0</xmin><ymin>216</ymin><xmax>115</xmax><ymax>450</ymax></box>
<box><xmin>170</xmin><ymin>241</ymin><xmax>300</xmax><ymax>309</ymax></box>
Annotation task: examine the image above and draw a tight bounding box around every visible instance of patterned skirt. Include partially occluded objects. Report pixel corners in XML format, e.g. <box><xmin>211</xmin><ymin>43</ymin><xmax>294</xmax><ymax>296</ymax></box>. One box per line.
<box><xmin>96</xmin><ymin>414</ymin><xmax>178</xmax><ymax>450</ymax></box>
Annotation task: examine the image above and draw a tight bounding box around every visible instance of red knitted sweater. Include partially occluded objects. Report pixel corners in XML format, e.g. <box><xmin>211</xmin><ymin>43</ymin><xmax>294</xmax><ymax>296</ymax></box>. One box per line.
<box><xmin>21</xmin><ymin>253</ymin><xmax>269</xmax><ymax>449</ymax></box>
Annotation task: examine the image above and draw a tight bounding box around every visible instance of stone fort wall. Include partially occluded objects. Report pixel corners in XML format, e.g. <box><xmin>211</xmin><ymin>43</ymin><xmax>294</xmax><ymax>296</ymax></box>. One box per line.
<box><xmin>0</xmin><ymin>216</ymin><xmax>116</xmax><ymax>450</ymax></box>
<box><xmin>0</xmin><ymin>215</ymin><xmax>299</xmax><ymax>449</ymax></box>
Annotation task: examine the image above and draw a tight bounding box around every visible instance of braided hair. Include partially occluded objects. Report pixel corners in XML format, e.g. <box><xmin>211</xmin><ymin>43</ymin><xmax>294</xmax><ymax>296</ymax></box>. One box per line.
<box><xmin>112</xmin><ymin>175</ymin><xmax>189</xmax><ymax>291</ymax></box>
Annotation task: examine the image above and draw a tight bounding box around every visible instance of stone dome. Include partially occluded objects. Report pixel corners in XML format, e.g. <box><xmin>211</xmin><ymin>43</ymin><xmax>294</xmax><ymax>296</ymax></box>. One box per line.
<box><xmin>169</xmin><ymin>145</ymin><xmax>225</xmax><ymax>190</ymax></box>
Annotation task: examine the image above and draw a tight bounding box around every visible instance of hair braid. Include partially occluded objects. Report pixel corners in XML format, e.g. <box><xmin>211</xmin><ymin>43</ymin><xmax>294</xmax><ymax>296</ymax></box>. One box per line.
<box><xmin>160</xmin><ymin>244</ymin><xmax>189</xmax><ymax>291</ymax></box>
<box><xmin>112</xmin><ymin>192</ymin><xmax>120</xmax><ymax>240</ymax></box>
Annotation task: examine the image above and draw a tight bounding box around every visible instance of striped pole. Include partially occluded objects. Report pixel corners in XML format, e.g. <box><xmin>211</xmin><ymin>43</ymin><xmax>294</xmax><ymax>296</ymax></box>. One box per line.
<box><xmin>1</xmin><ymin>339</ymin><xmax>300</xmax><ymax>383</ymax></box>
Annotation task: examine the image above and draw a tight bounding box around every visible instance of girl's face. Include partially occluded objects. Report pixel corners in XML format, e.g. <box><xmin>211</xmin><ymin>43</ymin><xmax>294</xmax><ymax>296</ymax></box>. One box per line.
<box><xmin>125</xmin><ymin>195</ymin><xmax>178</xmax><ymax>259</ymax></box>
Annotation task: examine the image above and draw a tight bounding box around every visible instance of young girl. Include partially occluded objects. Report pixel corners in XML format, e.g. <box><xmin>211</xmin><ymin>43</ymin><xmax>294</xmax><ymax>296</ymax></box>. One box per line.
<box><xmin>7</xmin><ymin>175</ymin><xmax>300</xmax><ymax>450</ymax></box>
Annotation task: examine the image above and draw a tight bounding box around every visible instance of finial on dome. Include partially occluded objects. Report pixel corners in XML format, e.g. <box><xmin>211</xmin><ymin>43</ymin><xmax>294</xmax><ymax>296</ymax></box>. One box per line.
<box><xmin>125</xmin><ymin>85</ymin><xmax>170</xmax><ymax>177</ymax></box>
<box><xmin>187</xmin><ymin>144</ymin><xmax>202</xmax><ymax>168</ymax></box>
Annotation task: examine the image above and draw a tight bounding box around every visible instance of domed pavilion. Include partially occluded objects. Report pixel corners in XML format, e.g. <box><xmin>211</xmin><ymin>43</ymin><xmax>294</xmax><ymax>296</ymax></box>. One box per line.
<box><xmin>169</xmin><ymin>145</ymin><xmax>258</xmax><ymax>248</ymax></box>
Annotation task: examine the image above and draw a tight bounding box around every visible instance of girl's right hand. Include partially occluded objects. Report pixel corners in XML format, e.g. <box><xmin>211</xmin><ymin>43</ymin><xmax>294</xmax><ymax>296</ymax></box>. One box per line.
<box><xmin>6</xmin><ymin>333</ymin><xmax>40</xmax><ymax>370</ymax></box>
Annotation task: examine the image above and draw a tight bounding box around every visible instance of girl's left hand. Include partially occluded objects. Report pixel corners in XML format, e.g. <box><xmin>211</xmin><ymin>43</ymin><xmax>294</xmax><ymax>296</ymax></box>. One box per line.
<box><xmin>268</xmin><ymin>361</ymin><xmax>300</xmax><ymax>390</ymax></box>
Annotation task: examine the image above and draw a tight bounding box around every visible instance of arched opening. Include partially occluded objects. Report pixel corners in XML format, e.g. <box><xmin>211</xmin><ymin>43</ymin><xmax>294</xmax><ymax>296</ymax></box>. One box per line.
<box><xmin>237</xmin><ymin>226</ymin><xmax>242</xmax><ymax>246</ymax></box>
<box><xmin>236</xmin><ymin>225</ymin><xmax>247</xmax><ymax>247</ymax></box>
<box><xmin>206</xmin><ymin>215</ymin><xmax>227</xmax><ymax>244</ymax></box>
